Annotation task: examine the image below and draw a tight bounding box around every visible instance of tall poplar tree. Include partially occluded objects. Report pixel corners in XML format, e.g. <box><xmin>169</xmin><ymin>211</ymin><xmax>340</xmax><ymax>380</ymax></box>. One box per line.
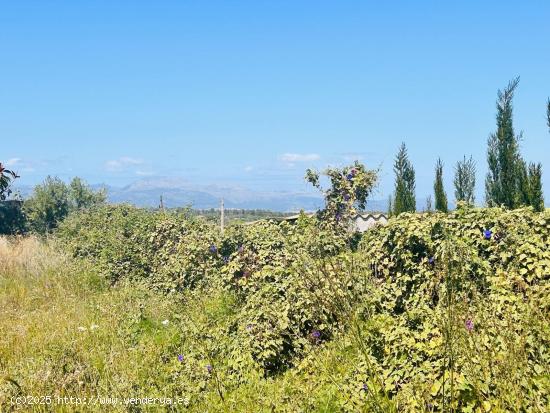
<box><xmin>485</xmin><ymin>77</ymin><xmax>524</xmax><ymax>208</ymax></box>
<box><xmin>454</xmin><ymin>156</ymin><xmax>476</xmax><ymax>205</ymax></box>
<box><xmin>392</xmin><ymin>143</ymin><xmax>416</xmax><ymax>215</ymax></box>
<box><xmin>433</xmin><ymin>158</ymin><xmax>448</xmax><ymax>212</ymax></box>
<box><xmin>517</xmin><ymin>159</ymin><xmax>531</xmax><ymax>206</ymax></box>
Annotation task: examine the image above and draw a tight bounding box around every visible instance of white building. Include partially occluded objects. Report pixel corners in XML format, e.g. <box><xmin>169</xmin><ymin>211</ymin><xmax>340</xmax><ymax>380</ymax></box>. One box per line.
<box><xmin>351</xmin><ymin>213</ymin><xmax>388</xmax><ymax>232</ymax></box>
<box><xmin>278</xmin><ymin>212</ymin><xmax>388</xmax><ymax>233</ymax></box>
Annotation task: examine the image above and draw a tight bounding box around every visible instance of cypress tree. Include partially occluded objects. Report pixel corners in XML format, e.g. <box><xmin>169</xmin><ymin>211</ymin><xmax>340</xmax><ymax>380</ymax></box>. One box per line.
<box><xmin>547</xmin><ymin>98</ymin><xmax>550</xmax><ymax>133</ymax></box>
<box><xmin>454</xmin><ymin>155</ymin><xmax>476</xmax><ymax>205</ymax></box>
<box><xmin>433</xmin><ymin>158</ymin><xmax>448</xmax><ymax>212</ymax></box>
<box><xmin>517</xmin><ymin>159</ymin><xmax>531</xmax><ymax>206</ymax></box>
<box><xmin>528</xmin><ymin>163</ymin><xmax>544</xmax><ymax>212</ymax></box>
<box><xmin>393</xmin><ymin>143</ymin><xmax>416</xmax><ymax>215</ymax></box>
<box><xmin>485</xmin><ymin>77</ymin><xmax>523</xmax><ymax>208</ymax></box>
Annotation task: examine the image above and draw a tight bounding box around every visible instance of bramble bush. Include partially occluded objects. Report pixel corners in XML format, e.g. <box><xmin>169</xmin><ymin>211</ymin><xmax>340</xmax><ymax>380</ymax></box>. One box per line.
<box><xmin>53</xmin><ymin>195</ymin><xmax>549</xmax><ymax>411</ymax></box>
<box><xmin>344</xmin><ymin>205</ymin><xmax>550</xmax><ymax>412</ymax></box>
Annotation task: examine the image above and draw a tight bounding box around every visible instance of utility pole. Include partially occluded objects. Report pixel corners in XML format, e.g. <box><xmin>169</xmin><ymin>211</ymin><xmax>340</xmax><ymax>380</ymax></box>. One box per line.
<box><xmin>220</xmin><ymin>198</ymin><xmax>225</xmax><ymax>233</ymax></box>
<box><xmin>159</xmin><ymin>195</ymin><xmax>165</xmax><ymax>213</ymax></box>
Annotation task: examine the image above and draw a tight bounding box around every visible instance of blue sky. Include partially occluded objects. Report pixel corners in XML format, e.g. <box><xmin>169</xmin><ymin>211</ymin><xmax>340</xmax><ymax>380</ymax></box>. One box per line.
<box><xmin>2</xmin><ymin>1</ymin><xmax>549</xmax><ymax>203</ymax></box>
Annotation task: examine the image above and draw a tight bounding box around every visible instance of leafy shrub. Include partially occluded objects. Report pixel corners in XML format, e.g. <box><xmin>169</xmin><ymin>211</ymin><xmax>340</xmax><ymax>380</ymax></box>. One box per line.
<box><xmin>54</xmin><ymin>203</ymin><xmax>550</xmax><ymax>411</ymax></box>
<box><xmin>345</xmin><ymin>205</ymin><xmax>550</xmax><ymax>412</ymax></box>
<box><xmin>149</xmin><ymin>214</ymin><xmax>222</xmax><ymax>292</ymax></box>
<box><xmin>24</xmin><ymin>176</ymin><xmax>106</xmax><ymax>234</ymax></box>
<box><xmin>57</xmin><ymin>204</ymin><xmax>162</xmax><ymax>282</ymax></box>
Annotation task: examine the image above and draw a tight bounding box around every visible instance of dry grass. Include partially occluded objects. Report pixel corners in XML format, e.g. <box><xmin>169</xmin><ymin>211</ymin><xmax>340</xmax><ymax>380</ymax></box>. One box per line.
<box><xmin>0</xmin><ymin>237</ymin><xmax>189</xmax><ymax>412</ymax></box>
<box><xmin>0</xmin><ymin>236</ymin><xmax>65</xmax><ymax>276</ymax></box>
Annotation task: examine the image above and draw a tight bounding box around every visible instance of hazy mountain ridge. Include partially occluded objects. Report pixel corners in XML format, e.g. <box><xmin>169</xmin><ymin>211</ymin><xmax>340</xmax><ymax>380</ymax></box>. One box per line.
<box><xmin>12</xmin><ymin>178</ymin><xmax>438</xmax><ymax>212</ymax></box>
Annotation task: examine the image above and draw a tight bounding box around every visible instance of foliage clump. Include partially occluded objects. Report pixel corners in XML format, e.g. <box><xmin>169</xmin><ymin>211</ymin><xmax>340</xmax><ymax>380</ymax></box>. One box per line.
<box><xmin>391</xmin><ymin>142</ymin><xmax>416</xmax><ymax>215</ymax></box>
<box><xmin>51</xmin><ymin>200</ymin><xmax>550</xmax><ymax>412</ymax></box>
<box><xmin>305</xmin><ymin>161</ymin><xmax>378</xmax><ymax>229</ymax></box>
<box><xmin>0</xmin><ymin>162</ymin><xmax>19</xmax><ymax>201</ymax></box>
<box><xmin>454</xmin><ymin>155</ymin><xmax>476</xmax><ymax>205</ymax></box>
<box><xmin>24</xmin><ymin>176</ymin><xmax>106</xmax><ymax>234</ymax></box>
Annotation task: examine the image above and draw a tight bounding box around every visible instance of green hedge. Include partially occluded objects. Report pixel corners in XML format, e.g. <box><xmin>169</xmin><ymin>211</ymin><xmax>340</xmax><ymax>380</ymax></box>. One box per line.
<box><xmin>55</xmin><ymin>204</ymin><xmax>550</xmax><ymax>411</ymax></box>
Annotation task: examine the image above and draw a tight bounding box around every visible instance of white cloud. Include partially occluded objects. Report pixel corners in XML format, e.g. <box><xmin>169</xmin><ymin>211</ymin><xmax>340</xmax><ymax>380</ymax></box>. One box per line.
<box><xmin>279</xmin><ymin>153</ymin><xmax>320</xmax><ymax>163</ymax></box>
<box><xmin>5</xmin><ymin>158</ymin><xmax>21</xmax><ymax>167</ymax></box>
<box><xmin>2</xmin><ymin>158</ymin><xmax>35</xmax><ymax>173</ymax></box>
<box><xmin>244</xmin><ymin>166</ymin><xmax>254</xmax><ymax>172</ymax></box>
<box><xmin>104</xmin><ymin>157</ymin><xmax>144</xmax><ymax>172</ymax></box>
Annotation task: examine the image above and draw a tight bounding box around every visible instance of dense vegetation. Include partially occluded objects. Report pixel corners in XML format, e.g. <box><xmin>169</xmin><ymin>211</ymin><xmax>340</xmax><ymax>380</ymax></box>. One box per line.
<box><xmin>1</xmin><ymin>201</ymin><xmax>548</xmax><ymax>412</ymax></box>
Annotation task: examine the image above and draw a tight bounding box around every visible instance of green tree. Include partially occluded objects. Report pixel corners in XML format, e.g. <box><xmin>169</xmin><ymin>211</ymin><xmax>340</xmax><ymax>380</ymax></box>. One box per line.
<box><xmin>69</xmin><ymin>177</ymin><xmax>106</xmax><ymax>209</ymax></box>
<box><xmin>0</xmin><ymin>162</ymin><xmax>19</xmax><ymax>201</ymax></box>
<box><xmin>392</xmin><ymin>143</ymin><xmax>416</xmax><ymax>215</ymax></box>
<box><xmin>517</xmin><ymin>159</ymin><xmax>531</xmax><ymax>206</ymax></box>
<box><xmin>485</xmin><ymin>77</ymin><xmax>524</xmax><ymax>208</ymax></box>
<box><xmin>547</xmin><ymin>98</ymin><xmax>550</xmax><ymax>133</ymax></box>
<box><xmin>25</xmin><ymin>176</ymin><xmax>106</xmax><ymax>234</ymax></box>
<box><xmin>454</xmin><ymin>156</ymin><xmax>476</xmax><ymax>205</ymax></box>
<box><xmin>433</xmin><ymin>158</ymin><xmax>448</xmax><ymax>212</ymax></box>
<box><xmin>24</xmin><ymin>176</ymin><xmax>71</xmax><ymax>234</ymax></box>
<box><xmin>306</xmin><ymin>161</ymin><xmax>378</xmax><ymax>229</ymax></box>
<box><xmin>528</xmin><ymin>163</ymin><xmax>544</xmax><ymax>212</ymax></box>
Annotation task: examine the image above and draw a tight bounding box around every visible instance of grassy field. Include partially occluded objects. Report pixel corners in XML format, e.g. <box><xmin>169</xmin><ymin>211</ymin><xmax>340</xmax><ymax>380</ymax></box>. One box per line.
<box><xmin>0</xmin><ymin>237</ymin><xmax>355</xmax><ymax>412</ymax></box>
<box><xmin>0</xmin><ymin>237</ymin><xmax>188</xmax><ymax>411</ymax></box>
<box><xmin>1</xmin><ymin>204</ymin><xmax>549</xmax><ymax>412</ymax></box>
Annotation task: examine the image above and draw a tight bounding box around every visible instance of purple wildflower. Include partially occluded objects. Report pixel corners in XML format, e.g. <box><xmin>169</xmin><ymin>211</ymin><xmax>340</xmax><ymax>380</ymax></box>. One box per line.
<box><xmin>246</xmin><ymin>324</ymin><xmax>254</xmax><ymax>332</ymax></box>
<box><xmin>346</xmin><ymin>173</ymin><xmax>354</xmax><ymax>181</ymax></box>
<box><xmin>177</xmin><ymin>354</ymin><xmax>184</xmax><ymax>362</ymax></box>
<box><xmin>209</xmin><ymin>244</ymin><xmax>218</xmax><ymax>254</ymax></box>
<box><xmin>206</xmin><ymin>364</ymin><xmax>213</xmax><ymax>374</ymax></box>
<box><xmin>343</xmin><ymin>193</ymin><xmax>350</xmax><ymax>201</ymax></box>
<box><xmin>465</xmin><ymin>319</ymin><xmax>474</xmax><ymax>332</ymax></box>
<box><xmin>223</xmin><ymin>256</ymin><xmax>229</xmax><ymax>264</ymax></box>
<box><xmin>361</xmin><ymin>383</ymin><xmax>368</xmax><ymax>391</ymax></box>
<box><xmin>311</xmin><ymin>330</ymin><xmax>321</xmax><ymax>340</ymax></box>
<box><xmin>483</xmin><ymin>229</ymin><xmax>492</xmax><ymax>240</ymax></box>
<box><xmin>428</xmin><ymin>257</ymin><xmax>435</xmax><ymax>265</ymax></box>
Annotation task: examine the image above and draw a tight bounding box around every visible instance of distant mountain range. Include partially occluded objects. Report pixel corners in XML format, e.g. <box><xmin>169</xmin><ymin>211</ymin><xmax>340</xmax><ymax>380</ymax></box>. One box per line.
<box><xmin>13</xmin><ymin>177</ymin><xmax>392</xmax><ymax>212</ymax></box>
<box><xmin>105</xmin><ymin>178</ymin><xmax>326</xmax><ymax>211</ymax></box>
